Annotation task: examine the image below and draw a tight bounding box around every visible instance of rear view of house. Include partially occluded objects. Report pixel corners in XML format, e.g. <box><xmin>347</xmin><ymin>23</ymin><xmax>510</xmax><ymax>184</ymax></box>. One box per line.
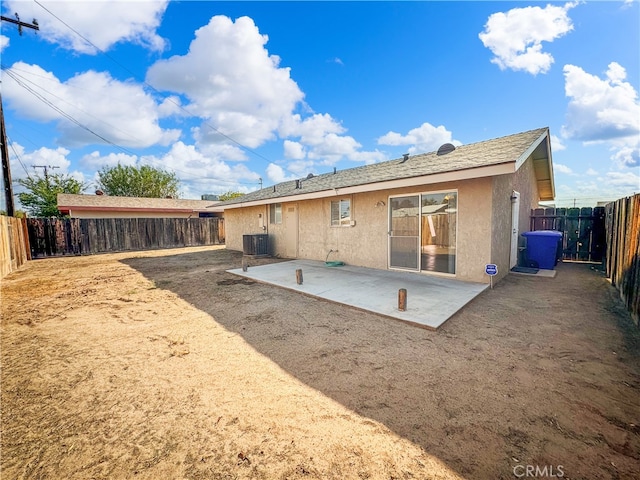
<box><xmin>220</xmin><ymin>127</ymin><xmax>555</xmax><ymax>284</ymax></box>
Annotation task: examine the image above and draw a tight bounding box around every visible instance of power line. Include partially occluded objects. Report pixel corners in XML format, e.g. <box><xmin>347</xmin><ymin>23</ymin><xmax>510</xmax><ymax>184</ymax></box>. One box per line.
<box><xmin>3</xmin><ymin>67</ymin><xmax>264</xmax><ymax>188</ymax></box>
<box><xmin>0</xmin><ymin>13</ymin><xmax>39</xmax><ymax>216</ymax></box>
<box><xmin>4</xmin><ymin>3</ymin><xmax>270</xmax><ymax>196</ymax></box>
<box><xmin>32</xmin><ymin>0</ymin><xmax>274</xmax><ymax>164</ymax></box>
<box><xmin>7</xmin><ymin>137</ymin><xmax>32</xmax><ymax>178</ymax></box>
<box><xmin>2</xmin><ymin>67</ymin><xmax>139</xmax><ymax>157</ymax></box>
<box><xmin>33</xmin><ymin>164</ymin><xmax>59</xmax><ymax>182</ymax></box>
<box><xmin>2</xmin><ymin>65</ymin><xmax>146</xmax><ymax>148</ymax></box>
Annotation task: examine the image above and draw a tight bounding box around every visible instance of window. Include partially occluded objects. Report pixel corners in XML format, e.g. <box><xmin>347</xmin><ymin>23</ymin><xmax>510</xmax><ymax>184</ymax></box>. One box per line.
<box><xmin>270</xmin><ymin>203</ymin><xmax>282</xmax><ymax>224</ymax></box>
<box><xmin>331</xmin><ymin>199</ymin><xmax>351</xmax><ymax>226</ymax></box>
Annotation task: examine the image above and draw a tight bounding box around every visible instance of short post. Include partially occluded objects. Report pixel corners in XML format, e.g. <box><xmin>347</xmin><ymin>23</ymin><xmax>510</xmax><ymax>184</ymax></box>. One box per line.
<box><xmin>242</xmin><ymin>257</ymin><xmax>248</xmax><ymax>272</ymax></box>
<box><xmin>485</xmin><ymin>264</ymin><xmax>498</xmax><ymax>289</ymax></box>
<box><xmin>398</xmin><ymin>288</ymin><xmax>407</xmax><ymax>311</ymax></box>
<box><xmin>296</xmin><ymin>268</ymin><xmax>303</xmax><ymax>285</ymax></box>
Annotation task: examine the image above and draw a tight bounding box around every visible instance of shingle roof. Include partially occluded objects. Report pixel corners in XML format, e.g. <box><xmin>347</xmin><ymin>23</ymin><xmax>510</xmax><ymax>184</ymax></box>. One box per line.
<box><xmin>220</xmin><ymin>127</ymin><xmax>551</xmax><ymax>206</ymax></box>
<box><xmin>57</xmin><ymin>194</ymin><xmax>221</xmax><ymax>212</ymax></box>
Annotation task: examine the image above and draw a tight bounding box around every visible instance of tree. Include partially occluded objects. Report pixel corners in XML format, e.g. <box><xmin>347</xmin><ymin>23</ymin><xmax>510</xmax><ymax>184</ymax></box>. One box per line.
<box><xmin>218</xmin><ymin>191</ymin><xmax>244</xmax><ymax>201</ymax></box>
<box><xmin>97</xmin><ymin>164</ymin><xmax>180</xmax><ymax>198</ymax></box>
<box><xmin>17</xmin><ymin>173</ymin><xmax>86</xmax><ymax>217</ymax></box>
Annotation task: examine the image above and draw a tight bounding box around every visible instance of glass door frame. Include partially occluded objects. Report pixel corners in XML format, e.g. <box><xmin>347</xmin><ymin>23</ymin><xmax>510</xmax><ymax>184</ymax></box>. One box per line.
<box><xmin>387</xmin><ymin>189</ymin><xmax>458</xmax><ymax>275</ymax></box>
<box><xmin>387</xmin><ymin>194</ymin><xmax>421</xmax><ymax>271</ymax></box>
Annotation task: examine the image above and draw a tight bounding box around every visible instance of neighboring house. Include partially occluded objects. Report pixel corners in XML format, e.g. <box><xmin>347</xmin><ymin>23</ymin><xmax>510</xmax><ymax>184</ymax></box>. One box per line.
<box><xmin>219</xmin><ymin>127</ymin><xmax>555</xmax><ymax>284</ymax></box>
<box><xmin>57</xmin><ymin>194</ymin><xmax>223</xmax><ymax>219</ymax></box>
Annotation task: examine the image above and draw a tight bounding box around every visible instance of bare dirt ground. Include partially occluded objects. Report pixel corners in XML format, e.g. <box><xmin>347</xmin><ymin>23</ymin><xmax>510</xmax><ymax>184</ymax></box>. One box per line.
<box><xmin>1</xmin><ymin>245</ymin><xmax>639</xmax><ymax>480</ymax></box>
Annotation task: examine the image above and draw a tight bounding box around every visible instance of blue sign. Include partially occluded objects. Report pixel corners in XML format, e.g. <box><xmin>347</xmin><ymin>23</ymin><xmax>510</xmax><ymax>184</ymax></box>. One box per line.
<box><xmin>485</xmin><ymin>264</ymin><xmax>498</xmax><ymax>276</ymax></box>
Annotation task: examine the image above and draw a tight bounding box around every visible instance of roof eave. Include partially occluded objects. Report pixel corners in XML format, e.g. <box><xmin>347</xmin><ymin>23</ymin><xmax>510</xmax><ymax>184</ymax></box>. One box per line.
<box><xmin>57</xmin><ymin>205</ymin><xmax>196</xmax><ymax>214</ymax></box>
<box><xmin>223</xmin><ymin>162</ymin><xmax>516</xmax><ymax>209</ymax></box>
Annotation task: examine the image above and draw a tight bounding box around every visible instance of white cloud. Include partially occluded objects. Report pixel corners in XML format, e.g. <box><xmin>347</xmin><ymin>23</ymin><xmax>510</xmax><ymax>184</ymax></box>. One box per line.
<box><xmin>157</xmin><ymin>96</ymin><xmax>185</xmax><ymax>118</ymax></box>
<box><xmin>4</xmin><ymin>0</ymin><xmax>168</xmax><ymax>54</ymax></box>
<box><xmin>562</xmin><ymin>62</ymin><xmax>640</xmax><ymax>167</ymax></box>
<box><xmin>377</xmin><ymin>122</ymin><xmax>459</xmax><ymax>154</ymax></box>
<box><xmin>0</xmin><ymin>35</ymin><xmax>9</xmax><ymax>52</ymax></box>
<box><xmin>610</xmin><ymin>144</ymin><xmax>640</xmax><ymax>168</ymax></box>
<box><xmin>479</xmin><ymin>2</ymin><xmax>577</xmax><ymax>75</ymax></box>
<box><xmin>140</xmin><ymin>142</ymin><xmax>261</xmax><ymax>198</ymax></box>
<box><xmin>286</xmin><ymin>160</ymin><xmax>316</xmax><ymax>176</ymax></box>
<box><xmin>605</xmin><ymin>171</ymin><xmax>639</xmax><ymax>190</ymax></box>
<box><xmin>283</xmin><ymin>140</ymin><xmax>306</xmax><ymax>160</ymax></box>
<box><xmin>80</xmin><ymin>151</ymin><xmax>138</xmax><ymax>170</ymax></box>
<box><xmin>554</xmin><ymin>163</ymin><xmax>573</xmax><ymax>174</ymax></box>
<box><xmin>147</xmin><ymin>15</ymin><xmax>304</xmax><ymax>149</ymax></box>
<box><xmin>146</xmin><ymin>15</ymin><xmax>379</xmax><ymax>169</ymax></box>
<box><xmin>14</xmin><ymin>145</ymin><xmax>71</xmax><ymax>177</ymax></box>
<box><xmin>266</xmin><ymin>163</ymin><xmax>297</xmax><ymax>183</ymax></box>
<box><xmin>8</xmin><ymin>144</ymin><xmax>86</xmax><ymax>193</ymax></box>
<box><xmin>347</xmin><ymin>149</ymin><xmax>387</xmax><ymax>165</ymax></box>
<box><xmin>550</xmin><ymin>134</ymin><xmax>566</xmax><ymax>152</ymax></box>
<box><xmin>280</xmin><ymin>114</ymin><xmax>345</xmax><ymax>144</ymax></box>
<box><xmin>553</xmin><ymin>169</ymin><xmax>639</xmax><ymax>205</ymax></box>
<box><xmin>307</xmin><ymin>133</ymin><xmax>361</xmax><ymax>162</ymax></box>
<box><xmin>279</xmin><ymin>113</ymin><xmax>385</xmax><ymax>164</ymax></box>
<box><xmin>3</xmin><ymin>62</ymin><xmax>181</xmax><ymax>148</ymax></box>
<box><xmin>194</xmin><ymin>140</ymin><xmax>248</xmax><ymax>163</ymax></box>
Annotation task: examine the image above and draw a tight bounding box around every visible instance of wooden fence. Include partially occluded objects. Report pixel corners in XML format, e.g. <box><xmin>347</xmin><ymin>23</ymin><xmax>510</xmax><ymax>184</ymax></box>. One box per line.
<box><xmin>26</xmin><ymin>217</ymin><xmax>225</xmax><ymax>258</ymax></box>
<box><xmin>605</xmin><ymin>194</ymin><xmax>640</xmax><ymax>326</ymax></box>
<box><xmin>530</xmin><ymin>207</ymin><xmax>606</xmax><ymax>262</ymax></box>
<box><xmin>0</xmin><ymin>215</ymin><xmax>30</xmax><ymax>279</ymax></box>
<box><xmin>390</xmin><ymin>213</ymin><xmax>457</xmax><ymax>246</ymax></box>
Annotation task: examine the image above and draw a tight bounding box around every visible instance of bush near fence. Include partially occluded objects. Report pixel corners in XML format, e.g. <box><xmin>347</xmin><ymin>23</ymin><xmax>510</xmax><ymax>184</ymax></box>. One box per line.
<box><xmin>605</xmin><ymin>194</ymin><xmax>640</xmax><ymax>326</ymax></box>
<box><xmin>0</xmin><ymin>215</ymin><xmax>29</xmax><ymax>279</ymax></box>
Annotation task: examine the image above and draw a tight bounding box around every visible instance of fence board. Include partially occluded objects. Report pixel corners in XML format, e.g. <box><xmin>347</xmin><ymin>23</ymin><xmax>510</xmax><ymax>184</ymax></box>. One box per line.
<box><xmin>1</xmin><ymin>216</ymin><xmax>29</xmax><ymax>278</ymax></box>
<box><xmin>605</xmin><ymin>194</ymin><xmax>640</xmax><ymax>326</ymax></box>
<box><xmin>26</xmin><ymin>217</ymin><xmax>224</xmax><ymax>258</ymax></box>
<box><xmin>530</xmin><ymin>207</ymin><xmax>606</xmax><ymax>262</ymax></box>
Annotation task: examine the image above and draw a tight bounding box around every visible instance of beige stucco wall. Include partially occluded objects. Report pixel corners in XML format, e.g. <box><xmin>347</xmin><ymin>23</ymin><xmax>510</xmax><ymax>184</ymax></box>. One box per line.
<box><xmin>225</xmin><ymin>205</ymin><xmax>268</xmax><ymax>252</ymax></box>
<box><xmin>297</xmin><ymin>190</ymin><xmax>389</xmax><ymax>268</ymax></box>
<box><xmin>456</xmin><ymin>177</ymin><xmax>494</xmax><ymax>282</ymax></box>
<box><xmin>490</xmin><ymin>155</ymin><xmax>542</xmax><ymax>282</ymax></box>
<box><xmin>490</xmin><ymin>174</ymin><xmax>514</xmax><ymax>282</ymax></box>
<box><xmin>227</xmin><ymin>177</ymin><xmax>504</xmax><ymax>283</ymax></box>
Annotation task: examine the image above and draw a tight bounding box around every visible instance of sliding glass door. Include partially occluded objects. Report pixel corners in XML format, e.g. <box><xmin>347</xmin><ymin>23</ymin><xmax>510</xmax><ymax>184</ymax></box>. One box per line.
<box><xmin>389</xmin><ymin>191</ymin><xmax>457</xmax><ymax>274</ymax></box>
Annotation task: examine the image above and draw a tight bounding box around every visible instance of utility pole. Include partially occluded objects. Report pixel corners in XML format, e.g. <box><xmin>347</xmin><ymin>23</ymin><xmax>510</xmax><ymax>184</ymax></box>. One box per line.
<box><xmin>0</xmin><ymin>13</ymin><xmax>39</xmax><ymax>216</ymax></box>
<box><xmin>0</xmin><ymin>98</ymin><xmax>15</xmax><ymax>216</ymax></box>
<box><xmin>0</xmin><ymin>13</ymin><xmax>39</xmax><ymax>35</ymax></box>
<box><xmin>33</xmin><ymin>165</ymin><xmax>59</xmax><ymax>186</ymax></box>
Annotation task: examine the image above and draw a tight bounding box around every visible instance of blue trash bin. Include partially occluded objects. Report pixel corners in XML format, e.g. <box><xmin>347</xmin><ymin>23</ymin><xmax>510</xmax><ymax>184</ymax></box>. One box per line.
<box><xmin>522</xmin><ymin>230</ymin><xmax>563</xmax><ymax>270</ymax></box>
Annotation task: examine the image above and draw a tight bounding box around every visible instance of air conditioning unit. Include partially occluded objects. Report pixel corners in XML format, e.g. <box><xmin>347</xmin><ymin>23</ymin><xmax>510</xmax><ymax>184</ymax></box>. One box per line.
<box><xmin>242</xmin><ymin>234</ymin><xmax>269</xmax><ymax>256</ymax></box>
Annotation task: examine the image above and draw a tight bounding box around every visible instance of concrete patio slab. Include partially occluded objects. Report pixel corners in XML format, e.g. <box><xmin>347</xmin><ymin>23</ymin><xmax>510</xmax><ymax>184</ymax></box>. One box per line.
<box><xmin>228</xmin><ymin>260</ymin><xmax>489</xmax><ymax>329</ymax></box>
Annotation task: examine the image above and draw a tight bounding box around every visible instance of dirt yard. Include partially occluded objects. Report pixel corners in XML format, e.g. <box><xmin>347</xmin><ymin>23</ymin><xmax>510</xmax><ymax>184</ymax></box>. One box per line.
<box><xmin>1</xmin><ymin>246</ymin><xmax>639</xmax><ymax>479</ymax></box>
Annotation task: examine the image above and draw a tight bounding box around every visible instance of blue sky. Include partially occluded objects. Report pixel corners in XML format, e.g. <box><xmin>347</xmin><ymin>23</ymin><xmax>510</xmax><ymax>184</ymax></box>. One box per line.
<box><xmin>1</xmin><ymin>0</ymin><xmax>638</xmax><ymax>209</ymax></box>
